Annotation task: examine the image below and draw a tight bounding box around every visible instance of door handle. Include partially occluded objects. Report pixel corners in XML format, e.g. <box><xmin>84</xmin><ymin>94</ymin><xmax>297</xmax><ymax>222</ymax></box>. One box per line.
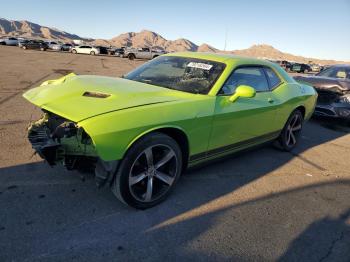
<box><xmin>268</xmin><ymin>98</ymin><xmax>274</xmax><ymax>103</ymax></box>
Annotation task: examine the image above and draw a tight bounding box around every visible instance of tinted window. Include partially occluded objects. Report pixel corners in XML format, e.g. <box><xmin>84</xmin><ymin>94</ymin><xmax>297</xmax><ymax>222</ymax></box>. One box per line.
<box><xmin>317</xmin><ymin>67</ymin><xmax>350</xmax><ymax>79</ymax></box>
<box><xmin>220</xmin><ymin>67</ymin><xmax>269</xmax><ymax>95</ymax></box>
<box><xmin>265</xmin><ymin>68</ymin><xmax>281</xmax><ymax>88</ymax></box>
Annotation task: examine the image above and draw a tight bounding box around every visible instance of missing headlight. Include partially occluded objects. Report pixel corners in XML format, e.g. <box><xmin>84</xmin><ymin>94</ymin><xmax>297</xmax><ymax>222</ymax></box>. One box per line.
<box><xmin>337</xmin><ymin>95</ymin><xmax>350</xmax><ymax>104</ymax></box>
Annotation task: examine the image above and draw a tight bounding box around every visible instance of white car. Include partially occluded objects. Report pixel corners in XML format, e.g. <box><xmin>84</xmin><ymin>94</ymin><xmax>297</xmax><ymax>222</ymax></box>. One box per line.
<box><xmin>71</xmin><ymin>45</ymin><xmax>100</xmax><ymax>55</ymax></box>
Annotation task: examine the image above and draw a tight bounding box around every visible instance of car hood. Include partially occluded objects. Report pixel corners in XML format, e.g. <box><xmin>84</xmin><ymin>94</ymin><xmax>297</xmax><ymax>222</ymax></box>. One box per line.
<box><xmin>293</xmin><ymin>75</ymin><xmax>350</xmax><ymax>93</ymax></box>
<box><xmin>23</xmin><ymin>74</ymin><xmax>189</xmax><ymax>122</ymax></box>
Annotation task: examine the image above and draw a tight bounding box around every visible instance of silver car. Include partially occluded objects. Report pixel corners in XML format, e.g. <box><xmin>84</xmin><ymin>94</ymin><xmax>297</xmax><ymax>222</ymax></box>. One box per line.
<box><xmin>1</xmin><ymin>37</ymin><xmax>19</xmax><ymax>46</ymax></box>
<box><xmin>46</xmin><ymin>41</ymin><xmax>63</xmax><ymax>51</ymax></box>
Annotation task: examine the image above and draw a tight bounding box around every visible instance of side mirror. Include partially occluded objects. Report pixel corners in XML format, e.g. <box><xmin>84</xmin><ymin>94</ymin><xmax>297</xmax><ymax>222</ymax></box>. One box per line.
<box><xmin>229</xmin><ymin>85</ymin><xmax>256</xmax><ymax>102</ymax></box>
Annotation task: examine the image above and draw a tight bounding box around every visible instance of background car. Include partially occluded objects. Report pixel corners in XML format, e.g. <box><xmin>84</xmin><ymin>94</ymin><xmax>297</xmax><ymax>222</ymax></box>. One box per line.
<box><xmin>22</xmin><ymin>40</ymin><xmax>48</xmax><ymax>51</ymax></box>
<box><xmin>310</xmin><ymin>64</ymin><xmax>321</xmax><ymax>72</ymax></box>
<box><xmin>276</xmin><ymin>60</ymin><xmax>292</xmax><ymax>72</ymax></box>
<box><xmin>114</xmin><ymin>47</ymin><xmax>126</xmax><ymax>57</ymax></box>
<box><xmin>18</xmin><ymin>39</ymin><xmax>29</xmax><ymax>48</ymax></box>
<box><xmin>294</xmin><ymin>65</ymin><xmax>350</xmax><ymax>119</ymax></box>
<box><xmin>0</xmin><ymin>37</ymin><xmax>19</xmax><ymax>46</ymax></box>
<box><xmin>291</xmin><ymin>63</ymin><xmax>312</xmax><ymax>73</ymax></box>
<box><xmin>96</xmin><ymin>46</ymin><xmax>108</xmax><ymax>55</ymax></box>
<box><xmin>46</xmin><ymin>41</ymin><xmax>63</xmax><ymax>51</ymax></box>
<box><xmin>61</xmin><ymin>43</ymin><xmax>73</xmax><ymax>51</ymax></box>
<box><xmin>71</xmin><ymin>45</ymin><xmax>100</xmax><ymax>55</ymax></box>
<box><xmin>124</xmin><ymin>47</ymin><xmax>165</xmax><ymax>60</ymax></box>
<box><xmin>23</xmin><ymin>53</ymin><xmax>317</xmax><ymax>209</ymax></box>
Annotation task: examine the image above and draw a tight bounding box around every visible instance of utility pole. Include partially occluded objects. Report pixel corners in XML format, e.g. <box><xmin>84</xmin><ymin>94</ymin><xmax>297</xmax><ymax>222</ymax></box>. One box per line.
<box><xmin>224</xmin><ymin>28</ymin><xmax>228</xmax><ymax>51</ymax></box>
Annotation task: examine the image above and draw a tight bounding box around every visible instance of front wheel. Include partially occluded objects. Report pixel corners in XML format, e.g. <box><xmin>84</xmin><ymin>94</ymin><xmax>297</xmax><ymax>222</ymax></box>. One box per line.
<box><xmin>111</xmin><ymin>132</ymin><xmax>182</xmax><ymax>209</ymax></box>
<box><xmin>278</xmin><ymin>110</ymin><xmax>304</xmax><ymax>151</ymax></box>
<box><xmin>90</xmin><ymin>51</ymin><xmax>95</xmax><ymax>55</ymax></box>
<box><xmin>72</xmin><ymin>49</ymin><xmax>77</xmax><ymax>54</ymax></box>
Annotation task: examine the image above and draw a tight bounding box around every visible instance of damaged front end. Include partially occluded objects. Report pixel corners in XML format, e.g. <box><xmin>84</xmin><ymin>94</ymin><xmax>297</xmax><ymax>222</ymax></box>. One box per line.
<box><xmin>28</xmin><ymin>111</ymin><xmax>118</xmax><ymax>186</ymax></box>
<box><xmin>28</xmin><ymin>111</ymin><xmax>97</xmax><ymax>169</ymax></box>
<box><xmin>314</xmin><ymin>88</ymin><xmax>350</xmax><ymax>119</ymax></box>
<box><xmin>294</xmin><ymin>76</ymin><xmax>350</xmax><ymax>119</ymax></box>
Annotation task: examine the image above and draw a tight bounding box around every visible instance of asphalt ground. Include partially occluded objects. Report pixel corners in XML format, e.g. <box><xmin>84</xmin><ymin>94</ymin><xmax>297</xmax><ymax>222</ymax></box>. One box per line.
<box><xmin>0</xmin><ymin>46</ymin><xmax>349</xmax><ymax>261</ymax></box>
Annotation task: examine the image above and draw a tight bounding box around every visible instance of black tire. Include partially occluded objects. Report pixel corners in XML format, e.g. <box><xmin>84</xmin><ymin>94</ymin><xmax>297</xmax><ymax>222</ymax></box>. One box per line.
<box><xmin>111</xmin><ymin>132</ymin><xmax>182</xmax><ymax>209</ymax></box>
<box><xmin>40</xmin><ymin>47</ymin><xmax>45</xmax><ymax>51</ymax></box>
<box><xmin>304</xmin><ymin>69</ymin><xmax>308</xmax><ymax>74</ymax></box>
<box><xmin>72</xmin><ymin>49</ymin><xmax>77</xmax><ymax>54</ymax></box>
<box><xmin>278</xmin><ymin>110</ymin><xmax>304</xmax><ymax>151</ymax></box>
<box><xmin>128</xmin><ymin>53</ymin><xmax>136</xmax><ymax>60</ymax></box>
<box><xmin>23</xmin><ymin>46</ymin><xmax>27</xmax><ymax>50</ymax></box>
<box><xmin>90</xmin><ymin>51</ymin><xmax>95</xmax><ymax>55</ymax></box>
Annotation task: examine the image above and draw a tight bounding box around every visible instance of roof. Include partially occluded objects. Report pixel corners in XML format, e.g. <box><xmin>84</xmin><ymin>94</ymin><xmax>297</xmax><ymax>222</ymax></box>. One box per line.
<box><xmin>164</xmin><ymin>51</ymin><xmax>276</xmax><ymax>66</ymax></box>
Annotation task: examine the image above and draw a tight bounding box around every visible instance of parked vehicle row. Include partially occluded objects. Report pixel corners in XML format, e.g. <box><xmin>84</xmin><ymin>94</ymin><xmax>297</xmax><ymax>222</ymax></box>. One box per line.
<box><xmin>271</xmin><ymin>59</ymin><xmax>325</xmax><ymax>74</ymax></box>
<box><xmin>0</xmin><ymin>36</ymin><xmax>168</xmax><ymax>60</ymax></box>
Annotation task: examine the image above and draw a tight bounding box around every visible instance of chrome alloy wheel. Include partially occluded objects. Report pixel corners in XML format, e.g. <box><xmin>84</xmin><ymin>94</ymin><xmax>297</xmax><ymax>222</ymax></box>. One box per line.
<box><xmin>286</xmin><ymin>113</ymin><xmax>302</xmax><ymax>147</ymax></box>
<box><xmin>128</xmin><ymin>144</ymin><xmax>178</xmax><ymax>202</ymax></box>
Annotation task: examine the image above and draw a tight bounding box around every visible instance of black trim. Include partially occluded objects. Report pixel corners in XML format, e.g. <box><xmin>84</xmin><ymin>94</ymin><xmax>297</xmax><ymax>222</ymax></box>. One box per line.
<box><xmin>189</xmin><ymin>130</ymin><xmax>281</xmax><ymax>162</ymax></box>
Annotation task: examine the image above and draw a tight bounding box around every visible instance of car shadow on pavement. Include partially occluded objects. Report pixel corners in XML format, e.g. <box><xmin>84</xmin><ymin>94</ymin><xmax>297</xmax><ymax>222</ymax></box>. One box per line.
<box><xmin>0</xmin><ymin>120</ymin><xmax>349</xmax><ymax>261</ymax></box>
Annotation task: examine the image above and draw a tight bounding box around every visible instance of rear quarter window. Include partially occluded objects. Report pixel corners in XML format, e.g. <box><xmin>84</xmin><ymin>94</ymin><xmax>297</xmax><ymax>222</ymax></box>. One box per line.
<box><xmin>265</xmin><ymin>68</ymin><xmax>282</xmax><ymax>89</ymax></box>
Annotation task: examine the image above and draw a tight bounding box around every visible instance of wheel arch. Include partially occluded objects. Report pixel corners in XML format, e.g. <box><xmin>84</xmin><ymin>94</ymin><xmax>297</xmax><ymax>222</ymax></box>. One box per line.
<box><xmin>294</xmin><ymin>105</ymin><xmax>306</xmax><ymax>118</ymax></box>
<box><xmin>125</xmin><ymin>126</ymin><xmax>190</xmax><ymax>172</ymax></box>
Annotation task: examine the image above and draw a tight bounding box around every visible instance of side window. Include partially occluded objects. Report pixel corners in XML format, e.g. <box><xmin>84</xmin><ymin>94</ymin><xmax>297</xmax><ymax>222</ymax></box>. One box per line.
<box><xmin>264</xmin><ymin>67</ymin><xmax>281</xmax><ymax>89</ymax></box>
<box><xmin>220</xmin><ymin>67</ymin><xmax>269</xmax><ymax>95</ymax></box>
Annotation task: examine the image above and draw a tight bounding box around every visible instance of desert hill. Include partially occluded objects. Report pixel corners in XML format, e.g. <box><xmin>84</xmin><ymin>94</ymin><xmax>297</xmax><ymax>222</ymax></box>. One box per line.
<box><xmin>0</xmin><ymin>18</ymin><xmax>347</xmax><ymax>65</ymax></box>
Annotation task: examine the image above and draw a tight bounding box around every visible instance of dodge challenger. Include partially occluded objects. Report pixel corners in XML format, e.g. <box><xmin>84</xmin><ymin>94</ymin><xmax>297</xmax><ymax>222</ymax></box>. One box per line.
<box><xmin>23</xmin><ymin>52</ymin><xmax>317</xmax><ymax>209</ymax></box>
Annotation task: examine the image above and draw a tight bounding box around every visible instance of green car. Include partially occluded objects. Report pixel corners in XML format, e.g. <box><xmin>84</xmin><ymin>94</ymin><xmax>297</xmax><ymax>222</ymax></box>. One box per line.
<box><xmin>23</xmin><ymin>52</ymin><xmax>317</xmax><ymax>209</ymax></box>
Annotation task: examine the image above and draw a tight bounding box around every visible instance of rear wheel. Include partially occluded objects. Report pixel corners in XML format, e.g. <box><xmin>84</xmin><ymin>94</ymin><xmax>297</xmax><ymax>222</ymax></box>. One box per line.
<box><xmin>278</xmin><ymin>110</ymin><xmax>303</xmax><ymax>151</ymax></box>
<box><xmin>128</xmin><ymin>53</ymin><xmax>136</xmax><ymax>60</ymax></box>
<box><xmin>111</xmin><ymin>132</ymin><xmax>182</xmax><ymax>209</ymax></box>
<box><xmin>23</xmin><ymin>46</ymin><xmax>27</xmax><ymax>50</ymax></box>
<box><xmin>90</xmin><ymin>51</ymin><xmax>95</xmax><ymax>55</ymax></box>
<box><xmin>40</xmin><ymin>47</ymin><xmax>45</xmax><ymax>51</ymax></box>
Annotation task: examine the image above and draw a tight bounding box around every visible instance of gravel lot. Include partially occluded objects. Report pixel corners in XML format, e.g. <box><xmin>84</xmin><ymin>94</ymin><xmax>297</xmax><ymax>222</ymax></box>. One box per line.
<box><xmin>0</xmin><ymin>46</ymin><xmax>349</xmax><ymax>262</ymax></box>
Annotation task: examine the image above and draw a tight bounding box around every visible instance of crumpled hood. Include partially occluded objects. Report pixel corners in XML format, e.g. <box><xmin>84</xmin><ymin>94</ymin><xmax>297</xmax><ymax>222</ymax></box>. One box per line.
<box><xmin>23</xmin><ymin>74</ymin><xmax>187</xmax><ymax>122</ymax></box>
<box><xmin>294</xmin><ymin>75</ymin><xmax>350</xmax><ymax>93</ymax></box>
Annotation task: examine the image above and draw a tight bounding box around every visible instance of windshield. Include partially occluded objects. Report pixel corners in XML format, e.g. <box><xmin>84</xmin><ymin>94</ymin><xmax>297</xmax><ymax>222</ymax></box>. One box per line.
<box><xmin>317</xmin><ymin>67</ymin><xmax>350</xmax><ymax>79</ymax></box>
<box><xmin>124</xmin><ymin>56</ymin><xmax>226</xmax><ymax>94</ymax></box>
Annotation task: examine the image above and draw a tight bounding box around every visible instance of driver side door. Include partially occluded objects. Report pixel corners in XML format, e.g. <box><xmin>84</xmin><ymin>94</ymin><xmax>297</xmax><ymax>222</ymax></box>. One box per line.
<box><xmin>208</xmin><ymin>66</ymin><xmax>279</xmax><ymax>154</ymax></box>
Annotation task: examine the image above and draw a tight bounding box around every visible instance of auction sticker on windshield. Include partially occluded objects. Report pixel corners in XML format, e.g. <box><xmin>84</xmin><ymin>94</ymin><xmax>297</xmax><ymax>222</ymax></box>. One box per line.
<box><xmin>187</xmin><ymin>62</ymin><xmax>213</xmax><ymax>70</ymax></box>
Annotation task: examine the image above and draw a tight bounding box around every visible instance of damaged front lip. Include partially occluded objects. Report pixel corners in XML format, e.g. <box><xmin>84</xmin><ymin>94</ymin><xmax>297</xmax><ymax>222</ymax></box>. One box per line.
<box><xmin>27</xmin><ymin>112</ymin><xmax>119</xmax><ymax>186</ymax></box>
<box><xmin>27</xmin><ymin>112</ymin><xmax>98</xmax><ymax>165</ymax></box>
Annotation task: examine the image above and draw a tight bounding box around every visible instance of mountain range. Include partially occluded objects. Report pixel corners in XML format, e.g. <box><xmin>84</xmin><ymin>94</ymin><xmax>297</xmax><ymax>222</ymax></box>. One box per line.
<box><xmin>0</xmin><ymin>18</ymin><xmax>347</xmax><ymax>65</ymax></box>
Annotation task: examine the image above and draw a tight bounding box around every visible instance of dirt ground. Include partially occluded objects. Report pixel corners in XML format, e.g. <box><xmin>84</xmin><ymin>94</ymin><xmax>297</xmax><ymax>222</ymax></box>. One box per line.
<box><xmin>0</xmin><ymin>46</ymin><xmax>349</xmax><ymax>262</ymax></box>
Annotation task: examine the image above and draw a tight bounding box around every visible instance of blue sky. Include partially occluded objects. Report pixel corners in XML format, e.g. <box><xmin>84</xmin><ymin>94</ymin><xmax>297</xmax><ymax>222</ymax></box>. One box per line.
<box><xmin>1</xmin><ymin>0</ymin><xmax>350</xmax><ymax>61</ymax></box>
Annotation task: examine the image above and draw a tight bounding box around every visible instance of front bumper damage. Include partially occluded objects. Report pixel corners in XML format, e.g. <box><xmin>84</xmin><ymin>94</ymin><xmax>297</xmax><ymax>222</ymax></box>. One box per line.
<box><xmin>314</xmin><ymin>89</ymin><xmax>350</xmax><ymax>119</ymax></box>
<box><xmin>27</xmin><ymin>112</ymin><xmax>118</xmax><ymax>186</ymax></box>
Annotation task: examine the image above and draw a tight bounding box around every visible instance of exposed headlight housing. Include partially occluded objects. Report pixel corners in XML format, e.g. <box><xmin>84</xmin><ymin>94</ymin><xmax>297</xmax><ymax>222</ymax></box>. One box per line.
<box><xmin>337</xmin><ymin>94</ymin><xmax>350</xmax><ymax>104</ymax></box>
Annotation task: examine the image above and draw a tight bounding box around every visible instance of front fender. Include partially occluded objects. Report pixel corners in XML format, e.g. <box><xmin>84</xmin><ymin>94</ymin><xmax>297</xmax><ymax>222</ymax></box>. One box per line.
<box><xmin>79</xmin><ymin>98</ymin><xmax>214</xmax><ymax>161</ymax></box>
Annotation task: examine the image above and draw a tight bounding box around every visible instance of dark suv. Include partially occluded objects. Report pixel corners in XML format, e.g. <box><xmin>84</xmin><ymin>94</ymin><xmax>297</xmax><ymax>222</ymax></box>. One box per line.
<box><xmin>22</xmin><ymin>40</ymin><xmax>48</xmax><ymax>51</ymax></box>
<box><xmin>291</xmin><ymin>63</ymin><xmax>312</xmax><ymax>73</ymax></box>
